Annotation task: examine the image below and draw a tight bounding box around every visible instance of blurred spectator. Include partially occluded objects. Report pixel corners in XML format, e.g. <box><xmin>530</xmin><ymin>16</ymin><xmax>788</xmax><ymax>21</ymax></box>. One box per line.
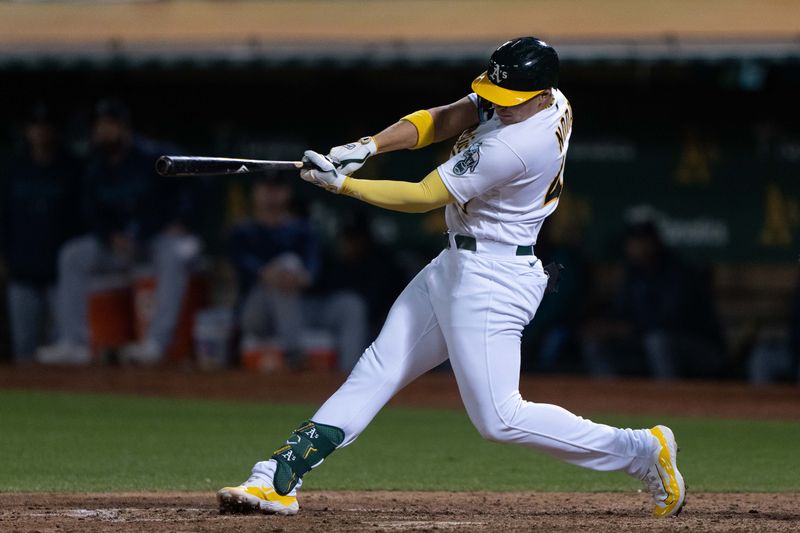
<box><xmin>748</xmin><ymin>268</ymin><xmax>800</xmax><ymax>384</ymax></box>
<box><xmin>0</xmin><ymin>104</ymin><xmax>82</xmax><ymax>362</ymax></box>
<box><xmin>315</xmin><ymin>213</ymin><xmax>407</xmax><ymax>340</ymax></box>
<box><xmin>520</xmin><ymin>219</ymin><xmax>591</xmax><ymax>374</ymax></box>
<box><xmin>228</xmin><ymin>176</ymin><xmax>367</xmax><ymax>371</ymax></box>
<box><xmin>582</xmin><ymin>221</ymin><xmax>725</xmax><ymax>379</ymax></box>
<box><xmin>36</xmin><ymin>99</ymin><xmax>201</xmax><ymax>365</ymax></box>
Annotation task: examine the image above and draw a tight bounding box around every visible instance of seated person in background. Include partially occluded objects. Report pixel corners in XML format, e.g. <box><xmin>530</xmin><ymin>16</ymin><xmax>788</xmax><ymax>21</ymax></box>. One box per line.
<box><xmin>37</xmin><ymin>98</ymin><xmax>201</xmax><ymax>365</ymax></box>
<box><xmin>314</xmin><ymin>214</ymin><xmax>407</xmax><ymax>341</ymax></box>
<box><xmin>520</xmin><ymin>219</ymin><xmax>591</xmax><ymax>374</ymax></box>
<box><xmin>582</xmin><ymin>220</ymin><xmax>724</xmax><ymax>379</ymax></box>
<box><xmin>748</xmin><ymin>267</ymin><xmax>800</xmax><ymax>384</ymax></box>
<box><xmin>1</xmin><ymin>104</ymin><xmax>82</xmax><ymax>363</ymax></box>
<box><xmin>228</xmin><ymin>176</ymin><xmax>367</xmax><ymax>371</ymax></box>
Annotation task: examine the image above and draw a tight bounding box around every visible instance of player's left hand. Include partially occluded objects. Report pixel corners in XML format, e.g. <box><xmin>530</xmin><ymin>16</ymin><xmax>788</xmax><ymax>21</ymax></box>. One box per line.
<box><xmin>300</xmin><ymin>150</ymin><xmax>347</xmax><ymax>193</ymax></box>
<box><xmin>327</xmin><ymin>136</ymin><xmax>377</xmax><ymax>175</ymax></box>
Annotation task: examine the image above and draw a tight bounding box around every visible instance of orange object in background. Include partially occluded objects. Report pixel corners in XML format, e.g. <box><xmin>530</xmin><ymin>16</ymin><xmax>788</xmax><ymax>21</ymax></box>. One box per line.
<box><xmin>133</xmin><ymin>270</ymin><xmax>209</xmax><ymax>361</ymax></box>
<box><xmin>303</xmin><ymin>329</ymin><xmax>338</xmax><ymax>371</ymax></box>
<box><xmin>88</xmin><ymin>275</ymin><xmax>136</xmax><ymax>356</ymax></box>
<box><xmin>239</xmin><ymin>330</ymin><xmax>338</xmax><ymax>372</ymax></box>
<box><xmin>305</xmin><ymin>345</ymin><xmax>337</xmax><ymax>371</ymax></box>
<box><xmin>240</xmin><ymin>338</ymin><xmax>286</xmax><ymax>372</ymax></box>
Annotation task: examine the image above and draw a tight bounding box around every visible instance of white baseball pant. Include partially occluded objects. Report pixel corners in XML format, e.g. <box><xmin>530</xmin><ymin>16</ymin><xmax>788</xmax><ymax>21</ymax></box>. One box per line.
<box><xmin>311</xmin><ymin>244</ymin><xmax>658</xmax><ymax>479</ymax></box>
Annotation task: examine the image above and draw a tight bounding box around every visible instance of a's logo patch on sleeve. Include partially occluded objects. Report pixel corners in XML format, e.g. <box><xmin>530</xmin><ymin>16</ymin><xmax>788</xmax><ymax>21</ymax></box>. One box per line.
<box><xmin>453</xmin><ymin>142</ymin><xmax>482</xmax><ymax>176</ymax></box>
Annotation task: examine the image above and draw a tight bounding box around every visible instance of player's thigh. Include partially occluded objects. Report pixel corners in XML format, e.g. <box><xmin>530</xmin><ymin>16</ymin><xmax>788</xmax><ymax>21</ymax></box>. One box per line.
<box><xmin>239</xmin><ymin>286</ymin><xmax>273</xmax><ymax>335</ymax></box>
<box><xmin>306</xmin><ymin>290</ymin><xmax>367</xmax><ymax>330</ymax></box>
<box><xmin>7</xmin><ymin>282</ymin><xmax>45</xmax><ymax>353</ymax></box>
<box><xmin>311</xmin><ymin>264</ymin><xmax>447</xmax><ymax>439</ymax></box>
<box><xmin>150</xmin><ymin>232</ymin><xmax>201</xmax><ymax>268</ymax></box>
<box><xmin>439</xmin><ymin>257</ymin><xmax>547</xmax><ymax>422</ymax></box>
<box><xmin>360</xmin><ymin>263</ymin><xmax>448</xmax><ymax>383</ymax></box>
<box><xmin>58</xmin><ymin>235</ymin><xmax>104</xmax><ymax>272</ymax></box>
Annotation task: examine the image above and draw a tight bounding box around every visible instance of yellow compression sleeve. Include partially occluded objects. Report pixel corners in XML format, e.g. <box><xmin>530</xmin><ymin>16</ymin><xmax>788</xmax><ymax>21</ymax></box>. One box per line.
<box><xmin>401</xmin><ymin>110</ymin><xmax>435</xmax><ymax>149</ymax></box>
<box><xmin>340</xmin><ymin>169</ymin><xmax>454</xmax><ymax>213</ymax></box>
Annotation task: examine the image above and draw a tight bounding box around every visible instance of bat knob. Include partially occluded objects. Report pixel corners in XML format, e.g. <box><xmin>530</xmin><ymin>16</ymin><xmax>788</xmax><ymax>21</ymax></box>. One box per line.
<box><xmin>155</xmin><ymin>156</ymin><xmax>173</xmax><ymax>176</ymax></box>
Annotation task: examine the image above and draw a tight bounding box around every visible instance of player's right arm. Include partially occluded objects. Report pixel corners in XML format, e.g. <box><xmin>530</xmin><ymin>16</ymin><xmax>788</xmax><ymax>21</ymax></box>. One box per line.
<box><xmin>373</xmin><ymin>96</ymin><xmax>479</xmax><ymax>153</ymax></box>
<box><xmin>328</xmin><ymin>96</ymin><xmax>479</xmax><ymax>174</ymax></box>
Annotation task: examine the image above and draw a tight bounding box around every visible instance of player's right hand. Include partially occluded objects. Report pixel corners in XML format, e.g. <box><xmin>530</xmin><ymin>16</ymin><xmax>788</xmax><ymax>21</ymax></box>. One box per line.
<box><xmin>327</xmin><ymin>136</ymin><xmax>377</xmax><ymax>175</ymax></box>
<box><xmin>300</xmin><ymin>150</ymin><xmax>347</xmax><ymax>193</ymax></box>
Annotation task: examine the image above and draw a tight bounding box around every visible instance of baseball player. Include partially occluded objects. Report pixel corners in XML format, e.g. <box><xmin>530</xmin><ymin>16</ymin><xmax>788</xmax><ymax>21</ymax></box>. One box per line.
<box><xmin>218</xmin><ymin>37</ymin><xmax>686</xmax><ymax>518</ymax></box>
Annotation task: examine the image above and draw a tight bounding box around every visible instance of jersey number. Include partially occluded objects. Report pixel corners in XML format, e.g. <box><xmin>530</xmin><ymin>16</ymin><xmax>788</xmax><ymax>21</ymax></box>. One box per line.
<box><xmin>543</xmin><ymin>159</ymin><xmax>565</xmax><ymax>206</ymax></box>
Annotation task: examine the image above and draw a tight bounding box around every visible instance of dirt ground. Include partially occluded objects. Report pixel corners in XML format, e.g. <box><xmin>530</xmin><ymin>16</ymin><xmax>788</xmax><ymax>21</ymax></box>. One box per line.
<box><xmin>2</xmin><ymin>491</ymin><xmax>800</xmax><ymax>533</ymax></box>
<box><xmin>1</xmin><ymin>365</ymin><xmax>800</xmax><ymax>532</ymax></box>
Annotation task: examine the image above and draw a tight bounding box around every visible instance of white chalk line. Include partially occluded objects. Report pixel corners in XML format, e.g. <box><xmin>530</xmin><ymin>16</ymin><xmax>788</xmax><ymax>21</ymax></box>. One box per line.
<box><xmin>24</xmin><ymin>507</ymin><xmax>209</xmax><ymax>523</ymax></box>
<box><xmin>368</xmin><ymin>520</ymin><xmax>487</xmax><ymax>530</ymax></box>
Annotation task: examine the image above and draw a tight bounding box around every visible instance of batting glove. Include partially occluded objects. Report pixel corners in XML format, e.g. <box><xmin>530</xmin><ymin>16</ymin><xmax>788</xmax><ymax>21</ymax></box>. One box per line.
<box><xmin>300</xmin><ymin>150</ymin><xmax>347</xmax><ymax>193</ymax></box>
<box><xmin>327</xmin><ymin>136</ymin><xmax>377</xmax><ymax>175</ymax></box>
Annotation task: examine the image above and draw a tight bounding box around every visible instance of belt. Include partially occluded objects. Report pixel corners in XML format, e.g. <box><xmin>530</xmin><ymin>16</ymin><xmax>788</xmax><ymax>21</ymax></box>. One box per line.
<box><xmin>448</xmin><ymin>234</ymin><xmax>534</xmax><ymax>256</ymax></box>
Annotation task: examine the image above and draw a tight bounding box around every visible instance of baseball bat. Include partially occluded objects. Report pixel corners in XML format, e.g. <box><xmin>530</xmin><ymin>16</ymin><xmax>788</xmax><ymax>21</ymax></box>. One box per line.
<box><xmin>155</xmin><ymin>155</ymin><xmax>311</xmax><ymax>177</ymax></box>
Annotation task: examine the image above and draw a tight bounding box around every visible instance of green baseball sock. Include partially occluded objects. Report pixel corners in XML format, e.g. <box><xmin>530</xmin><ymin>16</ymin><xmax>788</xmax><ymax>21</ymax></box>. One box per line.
<box><xmin>270</xmin><ymin>420</ymin><xmax>344</xmax><ymax>495</ymax></box>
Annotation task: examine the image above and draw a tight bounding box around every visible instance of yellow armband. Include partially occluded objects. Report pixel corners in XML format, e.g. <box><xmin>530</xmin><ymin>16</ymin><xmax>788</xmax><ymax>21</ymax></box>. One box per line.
<box><xmin>340</xmin><ymin>169</ymin><xmax>454</xmax><ymax>213</ymax></box>
<box><xmin>401</xmin><ymin>110</ymin><xmax>435</xmax><ymax>149</ymax></box>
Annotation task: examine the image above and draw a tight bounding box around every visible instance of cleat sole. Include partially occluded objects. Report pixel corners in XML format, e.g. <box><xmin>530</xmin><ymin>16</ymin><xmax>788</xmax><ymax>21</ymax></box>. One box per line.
<box><xmin>217</xmin><ymin>487</ymin><xmax>299</xmax><ymax>516</ymax></box>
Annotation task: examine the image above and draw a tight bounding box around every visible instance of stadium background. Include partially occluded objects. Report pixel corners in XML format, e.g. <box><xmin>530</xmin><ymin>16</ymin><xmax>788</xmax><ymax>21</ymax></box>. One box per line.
<box><xmin>0</xmin><ymin>1</ymin><xmax>799</xmax><ymax>531</ymax></box>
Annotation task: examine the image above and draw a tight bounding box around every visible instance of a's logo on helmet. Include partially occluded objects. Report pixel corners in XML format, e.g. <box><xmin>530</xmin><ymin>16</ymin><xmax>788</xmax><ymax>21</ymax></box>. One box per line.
<box><xmin>489</xmin><ymin>62</ymin><xmax>508</xmax><ymax>84</ymax></box>
<box><xmin>453</xmin><ymin>142</ymin><xmax>482</xmax><ymax>176</ymax></box>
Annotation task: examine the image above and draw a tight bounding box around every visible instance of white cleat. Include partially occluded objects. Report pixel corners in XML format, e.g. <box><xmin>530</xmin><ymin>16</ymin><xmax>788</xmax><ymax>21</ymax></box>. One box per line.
<box><xmin>119</xmin><ymin>339</ymin><xmax>164</xmax><ymax>366</ymax></box>
<box><xmin>35</xmin><ymin>342</ymin><xmax>91</xmax><ymax>366</ymax></box>
<box><xmin>217</xmin><ymin>475</ymin><xmax>300</xmax><ymax>516</ymax></box>
<box><xmin>642</xmin><ymin>425</ymin><xmax>686</xmax><ymax>518</ymax></box>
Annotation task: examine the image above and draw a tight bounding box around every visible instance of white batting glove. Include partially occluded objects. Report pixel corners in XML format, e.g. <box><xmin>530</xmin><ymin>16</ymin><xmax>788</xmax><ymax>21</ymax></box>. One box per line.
<box><xmin>300</xmin><ymin>150</ymin><xmax>347</xmax><ymax>193</ymax></box>
<box><xmin>327</xmin><ymin>136</ymin><xmax>377</xmax><ymax>175</ymax></box>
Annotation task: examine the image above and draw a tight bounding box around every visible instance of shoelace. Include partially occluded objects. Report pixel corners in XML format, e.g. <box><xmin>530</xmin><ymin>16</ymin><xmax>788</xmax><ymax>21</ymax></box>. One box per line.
<box><xmin>642</xmin><ymin>468</ymin><xmax>667</xmax><ymax>503</ymax></box>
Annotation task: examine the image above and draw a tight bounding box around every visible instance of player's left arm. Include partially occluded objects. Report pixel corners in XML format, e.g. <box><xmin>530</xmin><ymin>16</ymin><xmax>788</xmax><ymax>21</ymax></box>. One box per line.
<box><xmin>341</xmin><ymin>170</ymin><xmax>453</xmax><ymax>213</ymax></box>
<box><xmin>327</xmin><ymin>96</ymin><xmax>479</xmax><ymax>175</ymax></box>
<box><xmin>302</xmin><ymin>135</ymin><xmax>525</xmax><ymax>213</ymax></box>
<box><xmin>300</xmin><ymin>150</ymin><xmax>453</xmax><ymax>213</ymax></box>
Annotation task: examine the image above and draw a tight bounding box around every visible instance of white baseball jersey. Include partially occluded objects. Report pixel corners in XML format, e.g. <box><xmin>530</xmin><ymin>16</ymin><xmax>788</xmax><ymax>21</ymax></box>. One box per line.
<box><xmin>438</xmin><ymin>89</ymin><xmax>573</xmax><ymax>246</ymax></box>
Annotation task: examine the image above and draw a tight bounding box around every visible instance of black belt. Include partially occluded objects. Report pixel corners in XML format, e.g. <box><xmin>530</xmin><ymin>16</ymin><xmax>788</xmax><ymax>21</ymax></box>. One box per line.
<box><xmin>450</xmin><ymin>234</ymin><xmax>534</xmax><ymax>256</ymax></box>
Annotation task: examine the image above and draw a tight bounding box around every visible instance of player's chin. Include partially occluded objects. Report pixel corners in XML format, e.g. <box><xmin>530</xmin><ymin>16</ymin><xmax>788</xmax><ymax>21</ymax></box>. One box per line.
<box><xmin>496</xmin><ymin>113</ymin><xmax>516</xmax><ymax>125</ymax></box>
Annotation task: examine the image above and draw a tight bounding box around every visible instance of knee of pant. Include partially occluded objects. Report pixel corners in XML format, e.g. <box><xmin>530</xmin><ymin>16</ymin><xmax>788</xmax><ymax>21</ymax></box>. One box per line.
<box><xmin>330</xmin><ymin>291</ymin><xmax>367</xmax><ymax>320</ymax></box>
<box><xmin>58</xmin><ymin>239</ymin><xmax>92</xmax><ymax>272</ymax></box>
<box><xmin>240</xmin><ymin>305</ymin><xmax>273</xmax><ymax>337</ymax></box>
<box><xmin>155</xmin><ymin>235</ymin><xmax>201</xmax><ymax>267</ymax></box>
<box><xmin>471</xmin><ymin>412</ymin><xmax>513</xmax><ymax>443</ymax></box>
<box><xmin>471</xmin><ymin>394</ymin><xmax>527</xmax><ymax>443</ymax></box>
<box><xmin>155</xmin><ymin>242</ymin><xmax>187</xmax><ymax>267</ymax></box>
<box><xmin>642</xmin><ymin>331</ymin><xmax>670</xmax><ymax>349</ymax></box>
<box><xmin>240</xmin><ymin>316</ymin><xmax>267</xmax><ymax>338</ymax></box>
<box><xmin>476</xmin><ymin>422</ymin><xmax>511</xmax><ymax>443</ymax></box>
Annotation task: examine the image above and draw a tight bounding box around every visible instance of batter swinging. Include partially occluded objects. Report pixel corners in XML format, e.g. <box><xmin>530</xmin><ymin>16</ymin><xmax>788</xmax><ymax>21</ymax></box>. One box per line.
<box><xmin>218</xmin><ymin>37</ymin><xmax>686</xmax><ymax>519</ymax></box>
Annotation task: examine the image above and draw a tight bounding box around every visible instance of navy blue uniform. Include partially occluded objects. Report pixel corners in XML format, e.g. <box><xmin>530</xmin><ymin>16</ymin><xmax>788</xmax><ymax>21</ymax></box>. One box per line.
<box><xmin>82</xmin><ymin>137</ymin><xmax>192</xmax><ymax>244</ymax></box>
<box><xmin>1</xmin><ymin>152</ymin><xmax>82</xmax><ymax>284</ymax></box>
<box><xmin>227</xmin><ymin>219</ymin><xmax>320</xmax><ymax>298</ymax></box>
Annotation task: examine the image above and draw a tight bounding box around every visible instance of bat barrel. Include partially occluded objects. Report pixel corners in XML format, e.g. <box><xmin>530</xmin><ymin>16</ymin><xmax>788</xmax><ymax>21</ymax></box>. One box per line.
<box><xmin>155</xmin><ymin>155</ymin><xmax>309</xmax><ymax>176</ymax></box>
<box><xmin>155</xmin><ymin>156</ymin><xmax>174</xmax><ymax>176</ymax></box>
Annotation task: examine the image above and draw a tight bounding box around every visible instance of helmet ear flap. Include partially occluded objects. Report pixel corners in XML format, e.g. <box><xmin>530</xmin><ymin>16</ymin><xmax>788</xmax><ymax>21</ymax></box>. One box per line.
<box><xmin>477</xmin><ymin>96</ymin><xmax>495</xmax><ymax>123</ymax></box>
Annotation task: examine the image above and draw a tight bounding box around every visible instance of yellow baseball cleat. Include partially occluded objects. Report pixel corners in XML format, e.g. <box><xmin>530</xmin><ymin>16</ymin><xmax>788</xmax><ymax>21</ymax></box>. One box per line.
<box><xmin>642</xmin><ymin>425</ymin><xmax>686</xmax><ymax>518</ymax></box>
<box><xmin>217</xmin><ymin>476</ymin><xmax>300</xmax><ymax>516</ymax></box>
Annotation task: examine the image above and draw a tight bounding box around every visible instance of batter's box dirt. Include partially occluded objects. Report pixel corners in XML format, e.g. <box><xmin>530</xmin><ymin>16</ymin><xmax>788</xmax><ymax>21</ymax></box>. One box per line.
<box><xmin>1</xmin><ymin>491</ymin><xmax>799</xmax><ymax>532</ymax></box>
